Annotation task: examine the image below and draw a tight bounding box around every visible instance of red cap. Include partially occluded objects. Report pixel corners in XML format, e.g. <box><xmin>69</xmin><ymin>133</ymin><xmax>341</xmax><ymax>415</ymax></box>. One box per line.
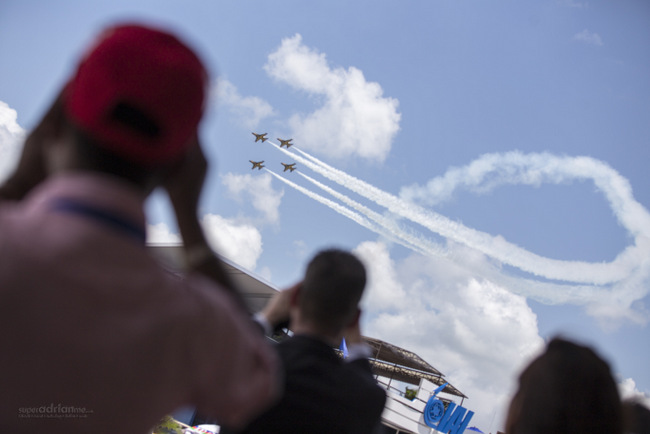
<box><xmin>65</xmin><ymin>23</ymin><xmax>208</xmax><ymax>166</ymax></box>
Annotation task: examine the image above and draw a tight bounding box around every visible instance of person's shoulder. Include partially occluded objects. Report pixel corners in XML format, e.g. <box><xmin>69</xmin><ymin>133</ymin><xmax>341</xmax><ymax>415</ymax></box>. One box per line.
<box><xmin>274</xmin><ymin>335</ymin><xmax>305</xmax><ymax>358</ymax></box>
<box><xmin>141</xmin><ymin>271</ymin><xmax>242</xmax><ymax>339</ymax></box>
<box><xmin>342</xmin><ymin>359</ymin><xmax>386</xmax><ymax>397</ymax></box>
<box><xmin>277</xmin><ymin>335</ymin><xmax>338</xmax><ymax>357</ymax></box>
<box><xmin>274</xmin><ymin>336</ymin><xmax>342</xmax><ymax>373</ymax></box>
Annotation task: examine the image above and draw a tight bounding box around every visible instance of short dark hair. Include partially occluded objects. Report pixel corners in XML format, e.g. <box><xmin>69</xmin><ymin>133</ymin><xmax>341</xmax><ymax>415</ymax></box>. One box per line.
<box><xmin>299</xmin><ymin>249</ymin><xmax>366</xmax><ymax>335</ymax></box>
<box><xmin>506</xmin><ymin>337</ymin><xmax>622</xmax><ymax>434</ymax></box>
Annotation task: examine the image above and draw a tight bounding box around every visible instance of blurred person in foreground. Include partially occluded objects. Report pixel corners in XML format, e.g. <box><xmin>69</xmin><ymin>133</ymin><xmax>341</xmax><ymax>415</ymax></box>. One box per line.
<box><xmin>505</xmin><ymin>336</ymin><xmax>622</xmax><ymax>434</ymax></box>
<box><xmin>0</xmin><ymin>23</ymin><xmax>278</xmax><ymax>434</ymax></box>
<box><xmin>220</xmin><ymin>248</ymin><xmax>387</xmax><ymax>434</ymax></box>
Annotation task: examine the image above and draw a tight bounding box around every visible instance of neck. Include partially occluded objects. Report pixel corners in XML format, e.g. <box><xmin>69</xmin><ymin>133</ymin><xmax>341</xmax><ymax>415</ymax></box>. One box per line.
<box><xmin>291</xmin><ymin>318</ymin><xmax>341</xmax><ymax>347</ymax></box>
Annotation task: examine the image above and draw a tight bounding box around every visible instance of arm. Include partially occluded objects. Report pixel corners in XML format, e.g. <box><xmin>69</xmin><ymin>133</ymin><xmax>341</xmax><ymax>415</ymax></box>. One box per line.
<box><xmin>162</xmin><ymin>140</ymin><xmax>247</xmax><ymax>311</ymax></box>
<box><xmin>0</xmin><ymin>90</ymin><xmax>65</xmax><ymax>201</ymax></box>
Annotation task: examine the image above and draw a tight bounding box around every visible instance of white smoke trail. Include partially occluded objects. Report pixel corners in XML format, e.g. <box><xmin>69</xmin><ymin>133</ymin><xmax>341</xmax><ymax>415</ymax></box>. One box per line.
<box><xmin>272</xmin><ymin>156</ymin><xmax>595</xmax><ymax>305</ymax></box>
<box><xmin>268</xmin><ymin>141</ymin><xmax>650</xmax><ymax>318</ymax></box>
<box><xmin>275</xmin><ymin>143</ymin><xmax>644</xmax><ymax>286</ymax></box>
<box><xmin>400</xmin><ymin>151</ymin><xmax>650</xmax><ymax>241</ymax></box>
<box><xmin>297</xmin><ymin>171</ymin><xmax>445</xmax><ymax>257</ymax></box>
<box><xmin>266</xmin><ymin>169</ymin><xmax>414</xmax><ymax>251</ymax></box>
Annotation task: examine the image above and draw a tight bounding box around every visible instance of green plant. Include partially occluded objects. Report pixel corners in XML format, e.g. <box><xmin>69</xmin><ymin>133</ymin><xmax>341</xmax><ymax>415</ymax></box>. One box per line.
<box><xmin>405</xmin><ymin>387</ymin><xmax>417</xmax><ymax>401</ymax></box>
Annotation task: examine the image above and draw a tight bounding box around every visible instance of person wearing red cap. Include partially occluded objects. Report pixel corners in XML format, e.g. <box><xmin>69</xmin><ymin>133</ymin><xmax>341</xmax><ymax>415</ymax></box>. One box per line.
<box><xmin>0</xmin><ymin>23</ymin><xmax>279</xmax><ymax>433</ymax></box>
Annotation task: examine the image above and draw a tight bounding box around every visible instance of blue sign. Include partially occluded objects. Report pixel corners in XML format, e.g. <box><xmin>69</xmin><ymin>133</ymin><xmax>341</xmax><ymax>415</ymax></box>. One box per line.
<box><xmin>423</xmin><ymin>383</ymin><xmax>474</xmax><ymax>434</ymax></box>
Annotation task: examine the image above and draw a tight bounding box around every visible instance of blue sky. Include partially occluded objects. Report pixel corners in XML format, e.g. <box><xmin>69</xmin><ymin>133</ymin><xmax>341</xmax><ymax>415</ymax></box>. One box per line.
<box><xmin>1</xmin><ymin>1</ymin><xmax>649</xmax><ymax>431</ymax></box>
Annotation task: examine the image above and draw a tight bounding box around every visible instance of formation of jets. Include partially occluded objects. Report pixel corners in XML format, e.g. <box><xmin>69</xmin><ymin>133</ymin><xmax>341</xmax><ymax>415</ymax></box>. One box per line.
<box><xmin>281</xmin><ymin>163</ymin><xmax>296</xmax><ymax>172</ymax></box>
<box><xmin>252</xmin><ymin>132</ymin><xmax>268</xmax><ymax>142</ymax></box>
<box><xmin>249</xmin><ymin>132</ymin><xmax>296</xmax><ymax>173</ymax></box>
<box><xmin>249</xmin><ymin>160</ymin><xmax>264</xmax><ymax>170</ymax></box>
<box><xmin>278</xmin><ymin>138</ymin><xmax>293</xmax><ymax>148</ymax></box>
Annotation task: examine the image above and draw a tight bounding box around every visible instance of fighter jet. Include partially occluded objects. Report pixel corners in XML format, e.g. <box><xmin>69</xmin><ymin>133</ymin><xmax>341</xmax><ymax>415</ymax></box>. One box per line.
<box><xmin>252</xmin><ymin>132</ymin><xmax>268</xmax><ymax>142</ymax></box>
<box><xmin>278</xmin><ymin>138</ymin><xmax>293</xmax><ymax>148</ymax></box>
<box><xmin>281</xmin><ymin>162</ymin><xmax>296</xmax><ymax>172</ymax></box>
<box><xmin>250</xmin><ymin>160</ymin><xmax>265</xmax><ymax>170</ymax></box>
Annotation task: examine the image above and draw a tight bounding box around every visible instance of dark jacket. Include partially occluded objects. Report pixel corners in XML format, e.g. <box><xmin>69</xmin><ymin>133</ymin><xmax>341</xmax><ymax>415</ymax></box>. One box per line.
<box><xmin>222</xmin><ymin>335</ymin><xmax>386</xmax><ymax>434</ymax></box>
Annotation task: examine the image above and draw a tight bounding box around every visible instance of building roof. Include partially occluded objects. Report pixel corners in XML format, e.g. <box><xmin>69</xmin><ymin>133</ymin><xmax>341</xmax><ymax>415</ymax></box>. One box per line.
<box><xmin>149</xmin><ymin>244</ymin><xmax>277</xmax><ymax>313</ymax></box>
<box><xmin>364</xmin><ymin>336</ymin><xmax>467</xmax><ymax>398</ymax></box>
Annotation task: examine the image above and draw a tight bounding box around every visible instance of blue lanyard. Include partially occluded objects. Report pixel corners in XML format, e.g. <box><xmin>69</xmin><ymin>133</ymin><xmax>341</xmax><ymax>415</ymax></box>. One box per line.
<box><xmin>51</xmin><ymin>198</ymin><xmax>146</xmax><ymax>244</ymax></box>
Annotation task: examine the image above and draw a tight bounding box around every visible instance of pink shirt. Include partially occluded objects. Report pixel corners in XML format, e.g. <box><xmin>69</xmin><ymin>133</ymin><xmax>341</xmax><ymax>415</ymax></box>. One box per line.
<box><xmin>0</xmin><ymin>173</ymin><xmax>278</xmax><ymax>433</ymax></box>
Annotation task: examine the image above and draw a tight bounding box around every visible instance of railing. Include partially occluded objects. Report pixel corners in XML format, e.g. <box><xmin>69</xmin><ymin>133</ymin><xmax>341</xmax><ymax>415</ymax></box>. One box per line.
<box><xmin>379</xmin><ymin>384</ymin><xmax>433</xmax><ymax>434</ymax></box>
<box><xmin>375</xmin><ymin>377</ymin><xmax>461</xmax><ymax>434</ymax></box>
<box><xmin>370</xmin><ymin>357</ymin><xmax>445</xmax><ymax>381</ymax></box>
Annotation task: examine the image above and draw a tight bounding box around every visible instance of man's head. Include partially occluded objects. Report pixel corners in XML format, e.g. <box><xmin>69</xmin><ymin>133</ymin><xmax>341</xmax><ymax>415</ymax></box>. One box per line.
<box><xmin>506</xmin><ymin>337</ymin><xmax>622</xmax><ymax>434</ymax></box>
<box><xmin>296</xmin><ymin>249</ymin><xmax>367</xmax><ymax>337</ymax></box>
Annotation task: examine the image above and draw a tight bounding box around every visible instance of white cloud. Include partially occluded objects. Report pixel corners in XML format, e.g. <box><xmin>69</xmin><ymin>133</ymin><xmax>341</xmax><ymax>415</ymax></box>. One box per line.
<box><xmin>146</xmin><ymin>215</ymin><xmax>263</xmax><ymax>272</ymax></box>
<box><xmin>355</xmin><ymin>241</ymin><xmax>408</xmax><ymax>312</ymax></box>
<box><xmin>264</xmin><ymin>34</ymin><xmax>401</xmax><ymax>163</ymax></box>
<box><xmin>574</xmin><ymin>29</ymin><xmax>603</xmax><ymax>46</ymax></box>
<box><xmin>0</xmin><ymin>101</ymin><xmax>26</xmax><ymax>184</ymax></box>
<box><xmin>221</xmin><ymin>172</ymin><xmax>284</xmax><ymax>224</ymax></box>
<box><xmin>355</xmin><ymin>241</ymin><xmax>543</xmax><ymax>431</ymax></box>
<box><xmin>618</xmin><ymin>376</ymin><xmax>650</xmax><ymax>408</ymax></box>
<box><xmin>146</xmin><ymin>222</ymin><xmax>182</xmax><ymax>245</ymax></box>
<box><xmin>201</xmin><ymin>213</ymin><xmax>263</xmax><ymax>271</ymax></box>
<box><xmin>212</xmin><ymin>78</ymin><xmax>274</xmax><ymax>129</ymax></box>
